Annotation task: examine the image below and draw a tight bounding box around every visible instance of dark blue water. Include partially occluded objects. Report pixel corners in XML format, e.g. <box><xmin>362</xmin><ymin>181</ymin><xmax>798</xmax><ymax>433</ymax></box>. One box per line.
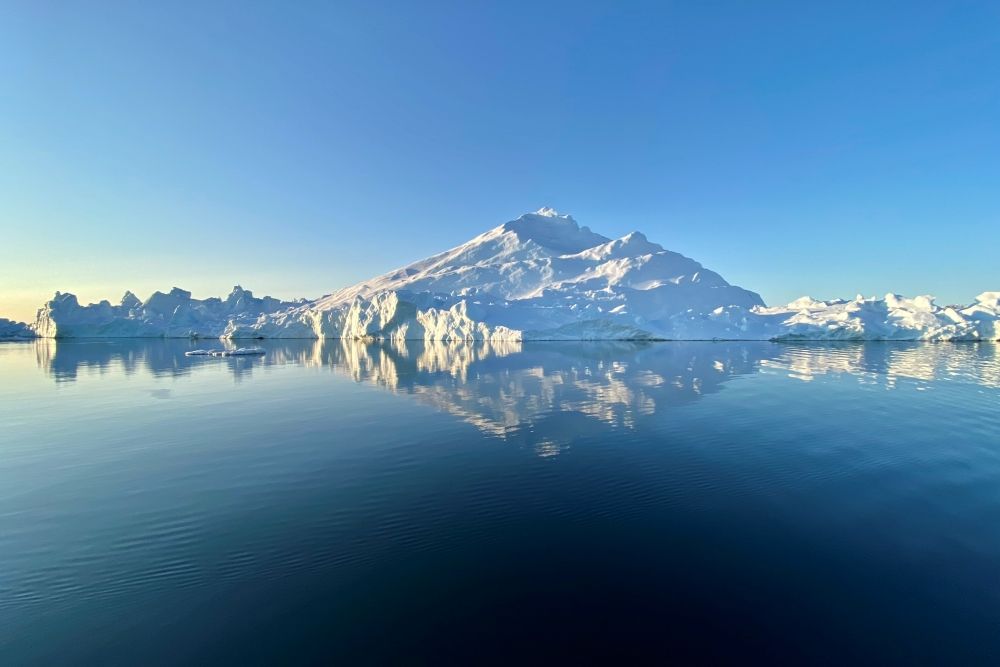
<box><xmin>2</xmin><ymin>339</ymin><xmax>999</xmax><ymax>664</ymax></box>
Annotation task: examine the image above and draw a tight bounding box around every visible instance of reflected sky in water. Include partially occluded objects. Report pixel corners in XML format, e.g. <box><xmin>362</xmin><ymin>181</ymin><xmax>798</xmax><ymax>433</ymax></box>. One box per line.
<box><xmin>2</xmin><ymin>339</ymin><xmax>1000</xmax><ymax>663</ymax></box>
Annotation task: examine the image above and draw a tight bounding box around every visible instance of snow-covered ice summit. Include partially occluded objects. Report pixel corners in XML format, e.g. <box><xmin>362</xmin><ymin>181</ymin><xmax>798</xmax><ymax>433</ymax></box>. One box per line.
<box><xmin>25</xmin><ymin>208</ymin><xmax>1000</xmax><ymax>341</ymax></box>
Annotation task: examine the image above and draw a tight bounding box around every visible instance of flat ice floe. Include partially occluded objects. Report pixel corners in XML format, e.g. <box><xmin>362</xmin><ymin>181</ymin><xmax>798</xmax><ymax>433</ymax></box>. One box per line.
<box><xmin>185</xmin><ymin>347</ymin><xmax>266</xmax><ymax>357</ymax></box>
<box><xmin>19</xmin><ymin>209</ymin><xmax>1000</xmax><ymax>342</ymax></box>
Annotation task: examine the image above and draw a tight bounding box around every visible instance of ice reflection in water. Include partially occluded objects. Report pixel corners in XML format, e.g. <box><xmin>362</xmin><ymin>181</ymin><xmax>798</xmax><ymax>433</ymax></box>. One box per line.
<box><xmin>30</xmin><ymin>339</ymin><xmax>1000</xmax><ymax>445</ymax></box>
<box><xmin>761</xmin><ymin>342</ymin><xmax>1000</xmax><ymax>389</ymax></box>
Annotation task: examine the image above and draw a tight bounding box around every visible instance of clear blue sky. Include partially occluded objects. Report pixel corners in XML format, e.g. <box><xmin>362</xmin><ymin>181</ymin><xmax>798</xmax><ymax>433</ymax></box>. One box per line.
<box><xmin>2</xmin><ymin>1</ymin><xmax>998</xmax><ymax>321</ymax></box>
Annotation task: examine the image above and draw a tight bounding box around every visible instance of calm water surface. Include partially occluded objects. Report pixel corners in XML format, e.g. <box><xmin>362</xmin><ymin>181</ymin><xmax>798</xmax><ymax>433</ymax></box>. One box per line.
<box><xmin>2</xmin><ymin>339</ymin><xmax>999</xmax><ymax>664</ymax></box>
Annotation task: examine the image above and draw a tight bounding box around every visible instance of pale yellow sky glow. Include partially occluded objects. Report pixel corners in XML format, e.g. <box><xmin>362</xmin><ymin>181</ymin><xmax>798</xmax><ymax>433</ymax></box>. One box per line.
<box><xmin>0</xmin><ymin>295</ymin><xmax>42</xmax><ymax>324</ymax></box>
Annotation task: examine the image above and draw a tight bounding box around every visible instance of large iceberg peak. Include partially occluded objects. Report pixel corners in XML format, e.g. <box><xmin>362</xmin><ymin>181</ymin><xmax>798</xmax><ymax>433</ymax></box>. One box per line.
<box><xmin>534</xmin><ymin>206</ymin><xmax>566</xmax><ymax>218</ymax></box>
<box><xmin>497</xmin><ymin>209</ymin><xmax>608</xmax><ymax>254</ymax></box>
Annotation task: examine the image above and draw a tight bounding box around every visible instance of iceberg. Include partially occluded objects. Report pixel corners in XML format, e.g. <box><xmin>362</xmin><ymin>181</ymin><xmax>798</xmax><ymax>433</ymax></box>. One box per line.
<box><xmin>760</xmin><ymin>292</ymin><xmax>1000</xmax><ymax>341</ymax></box>
<box><xmin>0</xmin><ymin>318</ymin><xmax>36</xmax><ymax>340</ymax></box>
<box><xmin>33</xmin><ymin>286</ymin><xmax>300</xmax><ymax>339</ymax></box>
<box><xmin>18</xmin><ymin>209</ymin><xmax>1000</xmax><ymax>341</ymax></box>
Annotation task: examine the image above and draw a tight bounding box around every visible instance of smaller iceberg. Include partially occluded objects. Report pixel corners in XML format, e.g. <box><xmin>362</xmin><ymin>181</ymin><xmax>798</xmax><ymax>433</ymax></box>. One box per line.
<box><xmin>0</xmin><ymin>318</ymin><xmax>36</xmax><ymax>339</ymax></box>
<box><xmin>185</xmin><ymin>347</ymin><xmax>266</xmax><ymax>357</ymax></box>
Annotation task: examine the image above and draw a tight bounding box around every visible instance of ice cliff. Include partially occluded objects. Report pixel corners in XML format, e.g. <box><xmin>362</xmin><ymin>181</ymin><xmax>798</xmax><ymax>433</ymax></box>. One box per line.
<box><xmin>21</xmin><ymin>209</ymin><xmax>1000</xmax><ymax>341</ymax></box>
